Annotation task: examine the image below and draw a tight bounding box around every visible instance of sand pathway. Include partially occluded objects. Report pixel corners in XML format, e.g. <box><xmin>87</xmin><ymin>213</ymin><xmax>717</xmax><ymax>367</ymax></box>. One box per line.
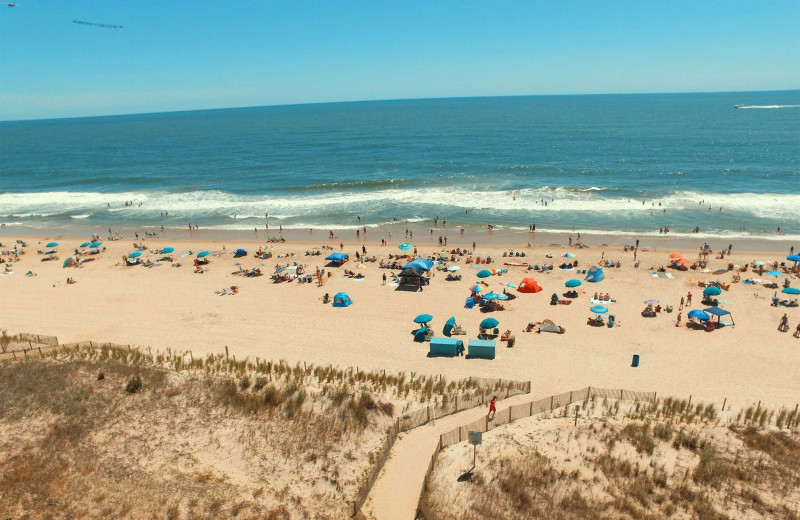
<box><xmin>363</xmin><ymin>392</ymin><xmax>532</xmax><ymax>520</ymax></box>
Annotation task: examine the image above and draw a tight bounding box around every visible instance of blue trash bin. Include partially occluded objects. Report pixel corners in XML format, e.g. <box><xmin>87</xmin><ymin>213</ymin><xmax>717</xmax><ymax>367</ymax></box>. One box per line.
<box><xmin>631</xmin><ymin>354</ymin><xmax>640</xmax><ymax>367</ymax></box>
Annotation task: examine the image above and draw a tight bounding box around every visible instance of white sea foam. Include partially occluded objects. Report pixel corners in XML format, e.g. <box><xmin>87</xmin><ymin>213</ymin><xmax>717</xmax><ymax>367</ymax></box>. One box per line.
<box><xmin>70</xmin><ymin>214</ymin><xmax>91</xmax><ymax>219</ymax></box>
<box><xmin>736</xmin><ymin>105</ymin><xmax>800</xmax><ymax>109</ymax></box>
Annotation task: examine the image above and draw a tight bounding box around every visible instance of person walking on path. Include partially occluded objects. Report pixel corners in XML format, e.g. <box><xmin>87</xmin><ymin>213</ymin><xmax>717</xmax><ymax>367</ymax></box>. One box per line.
<box><xmin>488</xmin><ymin>395</ymin><xmax>497</xmax><ymax>420</ymax></box>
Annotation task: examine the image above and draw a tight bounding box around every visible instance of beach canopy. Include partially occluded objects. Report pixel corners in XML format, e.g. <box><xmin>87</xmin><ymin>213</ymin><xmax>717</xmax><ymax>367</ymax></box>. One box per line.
<box><xmin>326</xmin><ymin>252</ymin><xmax>348</xmax><ymax>261</ymax></box>
<box><xmin>404</xmin><ymin>258</ymin><xmax>434</xmax><ymax>271</ymax></box>
<box><xmin>128</xmin><ymin>251</ymin><xmax>142</xmax><ymax>258</ymax></box>
<box><xmin>162</xmin><ymin>247</ymin><xmax>174</xmax><ymax>254</ymax></box>
<box><xmin>765</xmin><ymin>270</ymin><xmax>781</xmax><ymax>277</ymax></box>
<box><xmin>197</xmin><ymin>251</ymin><xmax>210</xmax><ymax>258</ymax></box>
<box><xmin>401</xmin><ymin>266</ymin><xmax>427</xmax><ymax>277</ymax></box>
<box><xmin>80</xmin><ymin>242</ymin><xmax>92</xmax><ymax>247</ymax></box>
<box><xmin>233</xmin><ymin>248</ymin><xmax>247</xmax><ymax>258</ymax></box>
<box><xmin>703</xmin><ymin>286</ymin><xmax>722</xmax><ymax>296</ymax></box>
<box><xmin>477</xmin><ymin>269</ymin><xmax>493</xmax><ymax>278</ymax></box>
<box><xmin>782</xmin><ymin>287</ymin><xmax>800</xmax><ymax>295</ymax></box>
<box><xmin>398</xmin><ymin>243</ymin><xmax>413</xmax><ymax>251</ymax></box>
<box><xmin>517</xmin><ymin>278</ymin><xmax>542</xmax><ymax>293</ymax></box>
<box><xmin>480</xmin><ymin>317</ymin><xmax>499</xmax><ymax>329</ymax></box>
<box><xmin>46</xmin><ymin>242</ymin><xmax>59</xmax><ymax>248</ymax></box>
<box><xmin>332</xmin><ymin>292</ymin><xmax>352</xmax><ymax>307</ymax></box>
<box><xmin>669</xmin><ymin>252</ymin><xmax>684</xmax><ymax>259</ymax></box>
<box><xmin>688</xmin><ymin>309</ymin><xmax>711</xmax><ymax>321</ymax></box>
<box><xmin>788</xmin><ymin>254</ymin><xmax>800</xmax><ymax>262</ymax></box>
<box><xmin>63</xmin><ymin>256</ymin><xmax>78</xmax><ymax>268</ymax></box>
<box><xmin>590</xmin><ymin>305</ymin><xmax>608</xmax><ymax>314</ymax></box>
<box><xmin>584</xmin><ymin>266</ymin><xmax>605</xmax><ymax>283</ymax></box>
<box><xmin>414</xmin><ymin>313</ymin><xmax>433</xmax><ymax>324</ymax></box>
<box><xmin>443</xmin><ymin>317</ymin><xmax>456</xmax><ymax>336</ymax></box>
<box><xmin>355</xmin><ymin>263</ymin><xmax>367</xmax><ymax>270</ymax></box>
<box><xmin>565</xmin><ymin>279</ymin><xmax>582</xmax><ymax>288</ymax></box>
<box><xmin>447</xmin><ymin>265</ymin><xmax>461</xmax><ymax>272</ymax></box>
<box><xmin>704</xmin><ymin>306</ymin><xmax>734</xmax><ymax>325</ymax></box>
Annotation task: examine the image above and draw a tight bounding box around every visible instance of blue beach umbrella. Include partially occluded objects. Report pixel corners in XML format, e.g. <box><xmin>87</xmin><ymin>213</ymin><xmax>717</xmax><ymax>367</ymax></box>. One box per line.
<box><xmin>398</xmin><ymin>243</ymin><xmax>413</xmax><ymax>251</ymax></box>
<box><xmin>90</xmin><ymin>242</ymin><xmax>102</xmax><ymax>248</ymax></box>
<box><xmin>46</xmin><ymin>242</ymin><xmax>59</xmax><ymax>248</ymax></box>
<box><xmin>443</xmin><ymin>317</ymin><xmax>457</xmax><ymax>336</ymax></box>
<box><xmin>590</xmin><ymin>305</ymin><xmax>608</xmax><ymax>314</ymax></box>
<box><xmin>477</xmin><ymin>269</ymin><xmax>493</xmax><ymax>278</ymax></box>
<box><xmin>128</xmin><ymin>251</ymin><xmax>142</xmax><ymax>258</ymax></box>
<box><xmin>565</xmin><ymin>279</ymin><xmax>582</xmax><ymax>288</ymax></box>
<box><xmin>765</xmin><ymin>270</ymin><xmax>781</xmax><ymax>277</ymax></box>
<box><xmin>483</xmin><ymin>292</ymin><xmax>500</xmax><ymax>300</ymax></box>
<box><xmin>197</xmin><ymin>251</ymin><xmax>210</xmax><ymax>258</ymax></box>
<box><xmin>703</xmin><ymin>286</ymin><xmax>721</xmax><ymax>296</ymax></box>
<box><xmin>688</xmin><ymin>309</ymin><xmax>711</xmax><ymax>321</ymax></box>
<box><xmin>497</xmin><ymin>293</ymin><xmax>509</xmax><ymax>300</ymax></box>
<box><xmin>447</xmin><ymin>265</ymin><xmax>461</xmax><ymax>272</ymax></box>
<box><xmin>787</xmin><ymin>254</ymin><xmax>800</xmax><ymax>262</ymax></box>
<box><xmin>162</xmin><ymin>247</ymin><xmax>174</xmax><ymax>254</ymax></box>
<box><xmin>480</xmin><ymin>317</ymin><xmax>499</xmax><ymax>329</ymax></box>
<box><xmin>80</xmin><ymin>242</ymin><xmax>92</xmax><ymax>247</ymax></box>
<box><xmin>414</xmin><ymin>313</ymin><xmax>433</xmax><ymax>324</ymax></box>
<box><xmin>233</xmin><ymin>248</ymin><xmax>248</xmax><ymax>258</ymax></box>
<box><xmin>782</xmin><ymin>287</ymin><xmax>800</xmax><ymax>295</ymax></box>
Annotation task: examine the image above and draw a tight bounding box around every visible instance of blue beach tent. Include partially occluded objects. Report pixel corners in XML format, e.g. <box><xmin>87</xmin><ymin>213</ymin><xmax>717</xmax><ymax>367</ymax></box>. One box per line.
<box><xmin>332</xmin><ymin>292</ymin><xmax>352</xmax><ymax>307</ymax></box>
<box><xmin>403</xmin><ymin>258</ymin><xmax>434</xmax><ymax>271</ymax></box>
<box><xmin>584</xmin><ymin>266</ymin><xmax>605</xmax><ymax>283</ymax></box>
<box><xmin>233</xmin><ymin>248</ymin><xmax>247</xmax><ymax>258</ymax></box>
<box><xmin>704</xmin><ymin>307</ymin><xmax>734</xmax><ymax>326</ymax></box>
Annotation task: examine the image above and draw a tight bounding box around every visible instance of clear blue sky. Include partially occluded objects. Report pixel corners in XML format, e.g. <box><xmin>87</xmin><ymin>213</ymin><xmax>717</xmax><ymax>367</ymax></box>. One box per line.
<box><xmin>1</xmin><ymin>0</ymin><xmax>798</xmax><ymax>120</ymax></box>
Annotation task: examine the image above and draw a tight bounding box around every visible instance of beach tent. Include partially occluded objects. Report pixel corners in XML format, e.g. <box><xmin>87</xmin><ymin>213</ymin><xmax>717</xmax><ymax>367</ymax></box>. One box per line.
<box><xmin>63</xmin><ymin>257</ymin><xmax>78</xmax><ymax>268</ymax></box>
<box><xmin>704</xmin><ymin>307</ymin><xmax>734</xmax><ymax>326</ymax></box>
<box><xmin>233</xmin><ymin>248</ymin><xmax>247</xmax><ymax>258</ymax></box>
<box><xmin>584</xmin><ymin>266</ymin><xmax>605</xmax><ymax>283</ymax></box>
<box><xmin>401</xmin><ymin>266</ymin><xmax>427</xmax><ymax>277</ymax></box>
<box><xmin>332</xmin><ymin>292</ymin><xmax>352</xmax><ymax>307</ymax></box>
<box><xmin>325</xmin><ymin>253</ymin><xmax>349</xmax><ymax>266</ymax></box>
<box><xmin>403</xmin><ymin>258</ymin><xmax>434</xmax><ymax>271</ymax></box>
<box><xmin>538</xmin><ymin>319</ymin><xmax>565</xmax><ymax>334</ymax></box>
<box><xmin>443</xmin><ymin>317</ymin><xmax>457</xmax><ymax>336</ymax></box>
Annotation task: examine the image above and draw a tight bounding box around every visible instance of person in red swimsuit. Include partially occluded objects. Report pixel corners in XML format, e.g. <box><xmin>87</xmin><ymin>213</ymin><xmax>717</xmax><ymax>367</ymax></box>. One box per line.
<box><xmin>488</xmin><ymin>396</ymin><xmax>497</xmax><ymax>420</ymax></box>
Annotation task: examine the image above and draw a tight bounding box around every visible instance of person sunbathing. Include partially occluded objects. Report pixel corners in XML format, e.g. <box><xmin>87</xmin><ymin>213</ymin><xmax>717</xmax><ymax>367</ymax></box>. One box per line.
<box><xmin>593</xmin><ymin>292</ymin><xmax>599</xmax><ymax>300</ymax></box>
<box><xmin>500</xmin><ymin>329</ymin><xmax>512</xmax><ymax>340</ymax></box>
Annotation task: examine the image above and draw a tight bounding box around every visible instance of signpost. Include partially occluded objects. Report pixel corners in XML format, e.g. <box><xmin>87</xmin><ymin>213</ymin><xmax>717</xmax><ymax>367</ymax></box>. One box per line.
<box><xmin>468</xmin><ymin>431</ymin><xmax>482</xmax><ymax>467</ymax></box>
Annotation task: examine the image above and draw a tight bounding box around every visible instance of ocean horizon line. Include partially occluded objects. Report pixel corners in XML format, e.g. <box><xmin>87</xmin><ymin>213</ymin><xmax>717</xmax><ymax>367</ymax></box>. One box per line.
<box><xmin>2</xmin><ymin>88</ymin><xmax>798</xmax><ymax>124</ymax></box>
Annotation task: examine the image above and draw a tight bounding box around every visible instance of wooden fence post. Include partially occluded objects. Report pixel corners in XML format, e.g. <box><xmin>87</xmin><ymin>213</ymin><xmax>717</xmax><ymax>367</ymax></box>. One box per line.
<box><xmin>550</xmin><ymin>395</ymin><xmax>554</xmax><ymax>411</ymax></box>
<box><xmin>12</xmin><ymin>351</ymin><xmax>17</xmax><ymax>360</ymax></box>
<box><xmin>620</xmin><ymin>389</ymin><xmax>623</xmax><ymax>400</ymax></box>
<box><xmin>688</xmin><ymin>395</ymin><xmax>692</xmax><ymax>407</ymax></box>
<box><xmin>588</xmin><ymin>386</ymin><xmax>591</xmax><ymax>399</ymax></box>
<box><xmin>530</xmin><ymin>401</ymin><xmax>534</xmax><ymax>416</ymax></box>
<box><xmin>225</xmin><ymin>346</ymin><xmax>229</xmax><ymax>360</ymax></box>
<box><xmin>455</xmin><ymin>395</ymin><xmax>459</xmax><ymax>411</ymax></box>
<box><xmin>569</xmin><ymin>391</ymin><xmax>573</xmax><ymax>403</ymax></box>
<box><xmin>722</xmin><ymin>398</ymin><xmax>727</xmax><ymax>411</ymax></box>
<box><xmin>23</xmin><ymin>349</ymin><xmax>27</xmax><ymax>358</ymax></box>
<box><xmin>38</xmin><ymin>347</ymin><xmax>43</xmax><ymax>358</ymax></box>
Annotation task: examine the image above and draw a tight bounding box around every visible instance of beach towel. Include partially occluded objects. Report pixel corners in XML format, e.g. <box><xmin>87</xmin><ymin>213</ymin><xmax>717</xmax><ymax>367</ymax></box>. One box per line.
<box><xmin>590</xmin><ymin>299</ymin><xmax>615</xmax><ymax>305</ymax></box>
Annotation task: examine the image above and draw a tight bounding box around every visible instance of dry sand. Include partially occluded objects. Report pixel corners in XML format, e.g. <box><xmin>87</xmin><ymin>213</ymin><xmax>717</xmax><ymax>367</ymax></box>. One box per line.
<box><xmin>2</xmin><ymin>232</ymin><xmax>799</xmax><ymax>411</ymax></box>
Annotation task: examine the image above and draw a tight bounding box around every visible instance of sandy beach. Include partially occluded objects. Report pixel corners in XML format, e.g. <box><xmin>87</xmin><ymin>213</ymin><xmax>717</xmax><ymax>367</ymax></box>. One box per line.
<box><xmin>2</xmin><ymin>230</ymin><xmax>799</xmax><ymax>410</ymax></box>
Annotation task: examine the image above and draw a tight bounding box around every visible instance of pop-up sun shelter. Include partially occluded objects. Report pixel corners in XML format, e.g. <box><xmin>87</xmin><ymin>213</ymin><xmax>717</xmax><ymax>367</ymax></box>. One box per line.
<box><xmin>518</xmin><ymin>278</ymin><xmax>542</xmax><ymax>293</ymax></box>
<box><xmin>332</xmin><ymin>292</ymin><xmax>352</xmax><ymax>307</ymax></box>
<box><xmin>403</xmin><ymin>258</ymin><xmax>434</xmax><ymax>271</ymax></box>
<box><xmin>325</xmin><ymin>253</ymin><xmax>349</xmax><ymax>266</ymax></box>
<box><xmin>704</xmin><ymin>307</ymin><xmax>734</xmax><ymax>326</ymax></box>
<box><xmin>585</xmin><ymin>266</ymin><xmax>605</xmax><ymax>283</ymax></box>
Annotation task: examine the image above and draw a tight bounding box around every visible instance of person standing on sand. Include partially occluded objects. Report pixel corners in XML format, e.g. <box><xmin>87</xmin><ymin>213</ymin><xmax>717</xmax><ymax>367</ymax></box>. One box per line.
<box><xmin>778</xmin><ymin>314</ymin><xmax>789</xmax><ymax>332</ymax></box>
<box><xmin>686</xmin><ymin>292</ymin><xmax>693</xmax><ymax>307</ymax></box>
<box><xmin>488</xmin><ymin>396</ymin><xmax>497</xmax><ymax>420</ymax></box>
<box><xmin>676</xmin><ymin>312</ymin><xmax>682</xmax><ymax>327</ymax></box>
<box><xmin>679</xmin><ymin>296</ymin><xmax>684</xmax><ymax>310</ymax></box>
<box><xmin>382</xmin><ymin>273</ymin><xmax>386</xmax><ymax>285</ymax></box>
<box><xmin>472</xmin><ymin>241</ymin><xmax>476</xmax><ymax>250</ymax></box>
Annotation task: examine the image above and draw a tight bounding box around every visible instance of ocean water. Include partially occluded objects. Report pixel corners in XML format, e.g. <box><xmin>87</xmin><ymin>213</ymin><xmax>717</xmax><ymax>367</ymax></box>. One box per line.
<box><xmin>1</xmin><ymin>91</ymin><xmax>799</xmax><ymax>239</ymax></box>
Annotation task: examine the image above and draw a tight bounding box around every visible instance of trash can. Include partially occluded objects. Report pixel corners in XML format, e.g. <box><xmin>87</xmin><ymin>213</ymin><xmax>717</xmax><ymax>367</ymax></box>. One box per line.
<box><xmin>631</xmin><ymin>354</ymin><xmax>640</xmax><ymax>367</ymax></box>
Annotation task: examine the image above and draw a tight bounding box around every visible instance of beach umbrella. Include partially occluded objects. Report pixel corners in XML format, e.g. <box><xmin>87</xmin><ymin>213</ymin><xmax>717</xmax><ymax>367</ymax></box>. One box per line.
<box><xmin>447</xmin><ymin>265</ymin><xmax>461</xmax><ymax>272</ymax></box>
<box><xmin>562</xmin><ymin>252</ymin><xmax>575</xmax><ymax>258</ymax></box>
<box><xmin>565</xmin><ymin>279</ymin><xmax>582</xmax><ymax>288</ymax></box>
<box><xmin>765</xmin><ymin>270</ymin><xmax>781</xmax><ymax>277</ymax></box>
<box><xmin>497</xmin><ymin>293</ymin><xmax>509</xmax><ymax>300</ymax></box>
<box><xmin>669</xmin><ymin>252</ymin><xmax>684</xmax><ymax>259</ymax></box>
<box><xmin>644</xmin><ymin>299</ymin><xmax>659</xmax><ymax>305</ymax></box>
<box><xmin>677</xmin><ymin>258</ymin><xmax>691</xmax><ymax>265</ymax></box>
<box><xmin>782</xmin><ymin>287</ymin><xmax>800</xmax><ymax>295</ymax></box>
<box><xmin>414</xmin><ymin>313</ymin><xmax>433</xmax><ymax>324</ymax></box>
<box><xmin>788</xmin><ymin>254</ymin><xmax>800</xmax><ymax>262</ymax></box>
<box><xmin>688</xmin><ymin>309</ymin><xmax>711</xmax><ymax>321</ymax></box>
<box><xmin>46</xmin><ymin>242</ymin><xmax>59</xmax><ymax>248</ymax></box>
<box><xmin>470</xmin><ymin>283</ymin><xmax>486</xmax><ymax>293</ymax></box>
<box><xmin>162</xmin><ymin>247</ymin><xmax>174</xmax><ymax>254</ymax></box>
<box><xmin>90</xmin><ymin>242</ymin><xmax>102</xmax><ymax>248</ymax></box>
<box><xmin>753</xmin><ymin>261</ymin><xmax>765</xmax><ymax>266</ymax></box>
<box><xmin>483</xmin><ymin>292</ymin><xmax>500</xmax><ymax>300</ymax></box>
<box><xmin>398</xmin><ymin>243</ymin><xmax>413</xmax><ymax>251</ymax></box>
<box><xmin>355</xmin><ymin>263</ymin><xmax>367</xmax><ymax>270</ymax></box>
<box><xmin>80</xmin><ymin>242</ymin><xmax>92</xmax><ymax>247</ymax></box>
<box><xmin>443</xmin><ymin>317</ymin><xmax>456</xmax><ymax>336</ymax></box>
<box><xmin>713</xmin><ymin>269</ymin><xmax>728</xmax><ymax>275</ymax></box>
<box><xmin>197</xmin><ymin>251</ymin><xmax>210</xmax><ymax>258</ymax></box>
<box><xmin>477</xmin><ymin>269</ymin><xmax>493</xmax><ymax>278</ymax></box>
<box><xmin>703</xmin><ymin>286</ymin><xmax>722</xmax><ymax>296</ymax></box>
<box><xmin>480</xmin><ymin>318</ymin><xmax>499</xmax><ymax>329</ymax></box>
<box><xmin>590</xmin><ymin>305</ymin><xmax>608</xmax><ymax>315</ymax></box>
<box><xmin>128</xmin><ymin>251</ymin><xmax>142</xmax><ymax>258</ymax></box>
<box><xmin>503</xmin><ymin>281</ymin><xmax>517</xmax><ymax>289</ymax></box>
<box><xmin>233</xmin><ymin>248</ymin><xmax>248</xmax><ymax>258</ymax></box>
